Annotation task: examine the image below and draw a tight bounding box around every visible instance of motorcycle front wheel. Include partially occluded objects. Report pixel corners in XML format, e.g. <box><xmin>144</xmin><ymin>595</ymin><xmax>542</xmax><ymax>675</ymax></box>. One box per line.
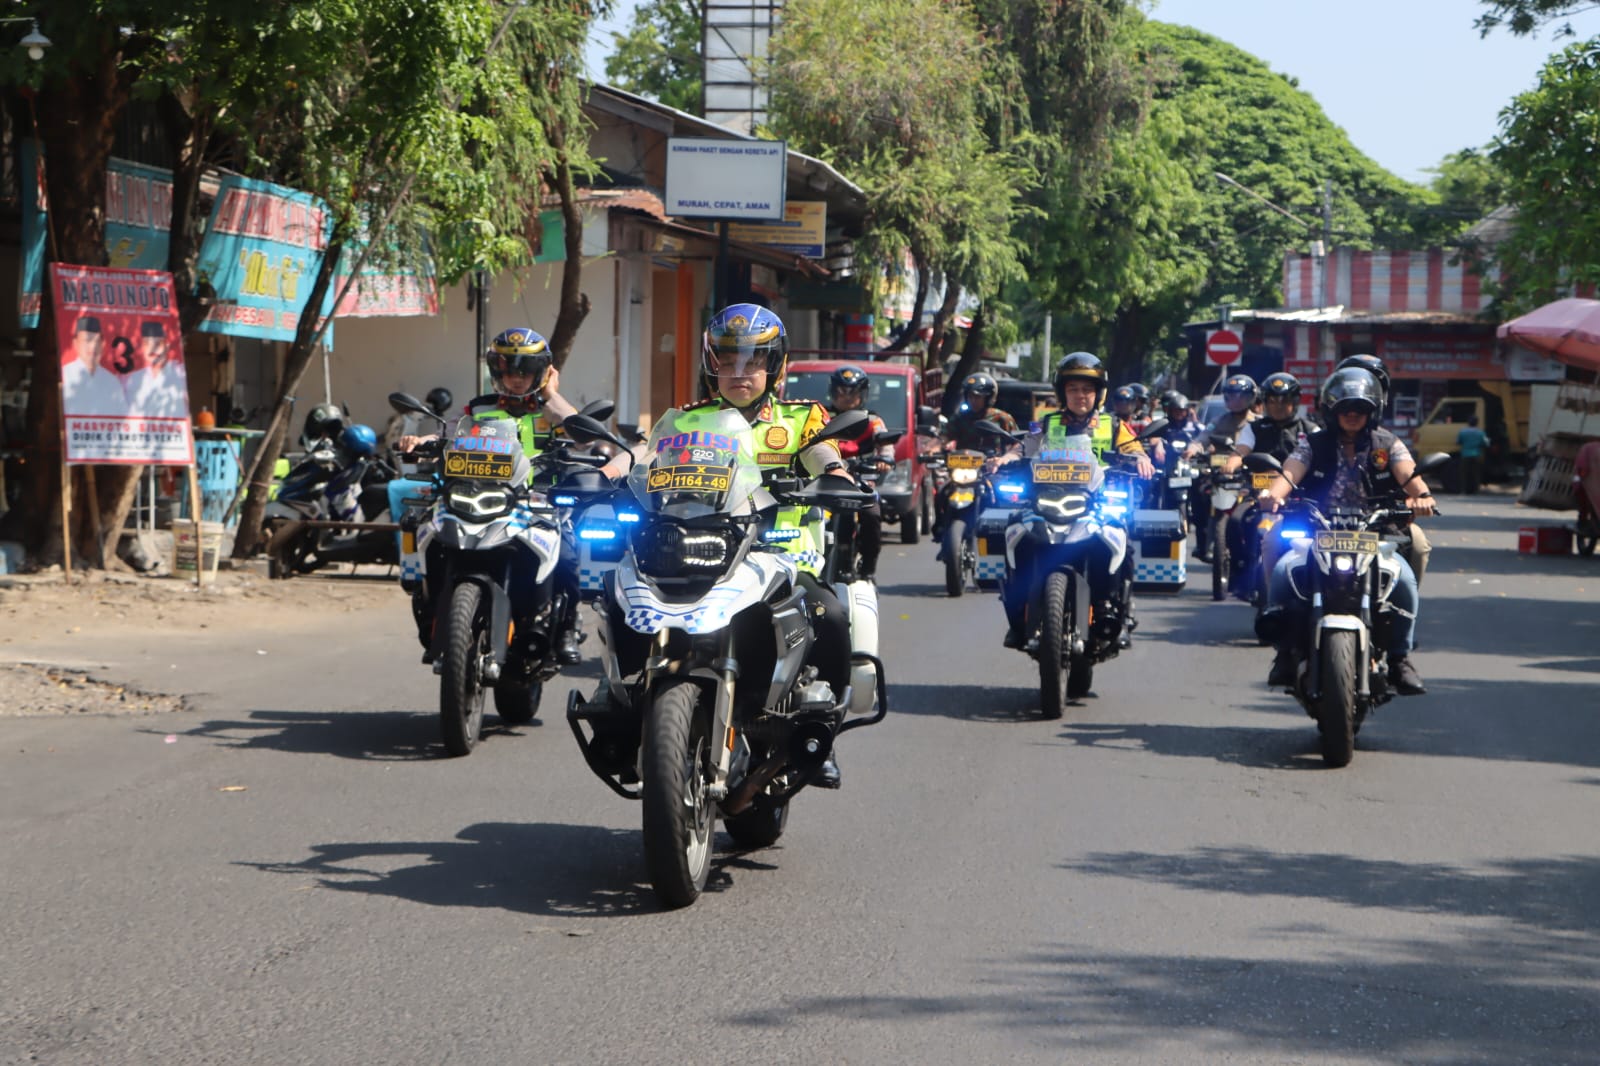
<box><xmin>1317</xmin><ymin>629</ymin><xmax>1358</xmax><ymax>768</ymax></box>
<box><xmin>1210</xmin><ymin>514</ymin><xmax>1230</xmax><ymax>601</ymax></box>
<box><xmin>439</xmin><ymin>582</ymin><xmax>489</xmax><ymax>756</ymax></box>
<box><xmin>493</xmin><ymin>678</ymin><xmax>542</xmax><ymax>725</ymax></box>
<box><xmin>642</xmin><ymin>680</ymin><xmax>715</xmax><ymax>908</ymax></box>
<box><xmin>944</xmin><ymin>518</ymin><xmax>967</xmax><ymax>597</ymax></box>
<box><xmin>1038</xmin><ymin>570</ymin><xmax>1073</xmax><ymax>719</ymax></box>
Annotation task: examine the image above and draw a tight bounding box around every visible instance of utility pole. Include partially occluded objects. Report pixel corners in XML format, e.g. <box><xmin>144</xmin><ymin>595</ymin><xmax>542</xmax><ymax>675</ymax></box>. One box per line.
<box><xmin>1042</xmin><ymin>311</ymin><xmax>1052</xmax><ymax>376</ymax></box>
<box><xmin>1322</xmin><ymin>179</ymin><xmax>1335</xmax><ymax>380</ymax></box>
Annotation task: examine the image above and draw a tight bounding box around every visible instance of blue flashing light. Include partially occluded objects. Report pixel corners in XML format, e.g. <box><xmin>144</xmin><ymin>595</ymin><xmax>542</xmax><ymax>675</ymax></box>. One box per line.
<box><xmin>552</xmin><ymin>493</ymin><xmax>578</xmax><ymax>507</ymax></box>
<box><xmin>1279</xmin><ymin>527</ymin><xmax>1310</xmax><ymax>540</ymax></box>
<box><xmin>616</xmin><ymin>510</ymin><xmax>642</xmax><ymax>524</ymax></box>
<box><xmin>763</xmin><ymin>528</ymin><xmax>803</xmax><ymax>543</ymax></box>
<box><xmin>996</xmin><ymin>481</ymin><xmax>1027</xmax><ymax>495</ymax></box>
<box><xmin>1101</xmin><ymin>504</ymin><xmax>1128</xmax><ymax>518</ymax></box>
<box><xmin>579</xmin><ymin>526</ymin><xmax>619</xmax><ymax>541</ymax></box>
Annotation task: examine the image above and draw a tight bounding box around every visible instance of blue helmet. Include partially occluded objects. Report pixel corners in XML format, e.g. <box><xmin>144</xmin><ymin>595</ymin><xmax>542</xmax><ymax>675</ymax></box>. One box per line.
<box><xmin>702</xmin><ymin>303</ymin><xmax>788</xmax><ymax>381</ymax></box>
<box><xmin>487</xmin><ymin>327</ymin><xmax>552</xmax><ymax>401</ymax></box>
<box><xmin>340</xmin><ymin>423</ymin><xmax>378</xmax><ymax>458</ymax></box>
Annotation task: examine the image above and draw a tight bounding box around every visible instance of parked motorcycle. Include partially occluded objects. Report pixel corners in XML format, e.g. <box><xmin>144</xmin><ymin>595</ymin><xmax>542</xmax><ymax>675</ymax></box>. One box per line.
<box><xmin>1248</xmin><ymin>451</ymin><xmax>1448</xmax><ymax>767</ymax></box>
<box><xmin>389</xmin><ymin>392</ymin><xmax>613</xmax><ymax>756</ymax></box>
<box><xmin>564</xmin><ymin>408</ymin><xmax>887</xmax><ymax>908</ymax></box>
<box><xmin>264</xmin><ymin>426</ymin><xmax>399</xmax><ymax>578</ymax></box>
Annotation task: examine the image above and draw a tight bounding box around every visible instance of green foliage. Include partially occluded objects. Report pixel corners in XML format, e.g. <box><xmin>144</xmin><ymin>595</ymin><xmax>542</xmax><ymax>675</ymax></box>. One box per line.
<box><xmin>1491</xmin><ymin>37</ymin><xmax>1600</xmax><ymax>311</ymax></box>
<box><xmin>1476</xmin><ymin>0</ymin><xmax>1598</xmax><ymax>36</ymax></box>
<box><xmin>1425</xmin><ymin>147</ymin><xmax>1509</xmax><ymax>227</ymax></box>
<box><xmin>604</xmin><ymin>0</ymin><xmax>703</xmax><ymax>114</ymax></box>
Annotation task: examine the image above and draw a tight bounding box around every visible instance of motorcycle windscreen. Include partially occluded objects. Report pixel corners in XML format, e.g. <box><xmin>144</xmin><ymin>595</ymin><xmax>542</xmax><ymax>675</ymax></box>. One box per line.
<box><xmin>628</xmin><ymin>407</ymin><xmax>762</xmax><ymax>519</ymax></box>
<box><xmin>1031</xmin><ymin>431</ymin><xmax>1104</xmax><ymax>511</ymax></box>
<box><xmin>440</xmin><ymin>414</ymin><xmax>531</xmax><ymax>485</ymax></box>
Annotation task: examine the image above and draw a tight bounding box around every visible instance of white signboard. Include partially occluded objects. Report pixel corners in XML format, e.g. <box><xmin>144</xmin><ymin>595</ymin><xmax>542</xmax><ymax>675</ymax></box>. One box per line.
<box><xmin>664</xmin><ymin>138</ymin><xmax>787</xmax><ymax>221</ymax></box>
<box><xmin>1506</xmin><ymin>344</ymin><xmax>1565</xmax><ymax>382</ymax></box>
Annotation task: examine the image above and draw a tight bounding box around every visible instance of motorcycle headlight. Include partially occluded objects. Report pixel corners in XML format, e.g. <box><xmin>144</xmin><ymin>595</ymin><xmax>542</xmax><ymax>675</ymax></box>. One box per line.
<box><xmin>1333</xmin><ymin>553</ymin><xmax>1355</xmax><ymax>573</ymax></box>
<box><xmin>951</xmin><ymin>467</ymin><xmax>979</xmax><ymax>485</ymax></box>
<box><xmin>447</xmin><ymin>486</ymin><xmax>514</xmax><ymax>520</ymax></box>
<box><xmin>635</xmin><ymin>521</ymin><xmax>738</xmax><ymax>579</ymax></box>
<box><xmin>1037</xmin><ymin>492</ymin><xmax>1089</xmax><ymax>524</ymax></box>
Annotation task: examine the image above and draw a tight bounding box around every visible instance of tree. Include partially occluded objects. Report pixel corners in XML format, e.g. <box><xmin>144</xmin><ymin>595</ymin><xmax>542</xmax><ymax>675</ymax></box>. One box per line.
<box><xmin>604</xmin><ymin>0</ymin><xmax>703</xmax><ymax>114</ymax></box>
<box><xmin>1476</xmin><ymin>0</ymin><xmax>1600</xmax><ymax>36</ymax></box>
<box><xmin>1490</xmin><ymin>37</ymin><xmax>1600</xmax><ymax>312</ymax></box>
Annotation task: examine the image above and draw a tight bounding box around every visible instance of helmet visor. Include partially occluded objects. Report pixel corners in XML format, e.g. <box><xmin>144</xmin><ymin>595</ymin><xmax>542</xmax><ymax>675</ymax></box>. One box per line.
<box><xmin>488</xmin><ymin>351</ymin><xmax>550</xmax><ymax>379</ymax></box>
<box><xmin>703</xmin><ymin>338</ymin><xmax>776</xmax><ymax>379</ymax></box>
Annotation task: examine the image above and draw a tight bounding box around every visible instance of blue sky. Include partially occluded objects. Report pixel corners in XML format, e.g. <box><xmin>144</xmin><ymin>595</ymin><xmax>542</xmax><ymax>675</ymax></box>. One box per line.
<box><xmin>583</xmin><ymin>0</ymin><xmax>1600</xmax><ymax>185</ymax></box>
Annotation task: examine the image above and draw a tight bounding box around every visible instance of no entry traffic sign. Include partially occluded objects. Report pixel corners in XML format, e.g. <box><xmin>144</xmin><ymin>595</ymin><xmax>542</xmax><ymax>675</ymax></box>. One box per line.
<box><xmin>1206</xmin><ymin>328</ymin><xmax>1242</xmax><ymax>366</ymax></box>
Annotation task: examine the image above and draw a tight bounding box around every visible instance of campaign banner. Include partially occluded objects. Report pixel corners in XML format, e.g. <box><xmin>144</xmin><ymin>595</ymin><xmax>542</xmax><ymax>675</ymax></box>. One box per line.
<box><xmin>19</xmin><ymin>143</ymin><xmax>175</xmax><ymax>327</ymax></box>
<box><xmin>333</xmin><ymin>224</ymin><xmax>440</xmax><ymax>319</ymax></box>
<box><xmin>194</xmin><ymin>175</ymin><xmax>336</xmax><ymax>345</ymax></box>
<box><xmin>51</xmin><ymin>264</ymin><xmax>193</xmax><ymax>466</ymax></box>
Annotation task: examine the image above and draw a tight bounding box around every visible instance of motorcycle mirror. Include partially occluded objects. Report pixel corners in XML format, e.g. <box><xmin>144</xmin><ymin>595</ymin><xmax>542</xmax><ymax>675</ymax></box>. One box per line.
<box><xmin>1136</xmin><ymin>417</ymin><xmax>1169</xmax><ymax>441</ymax></box>
<box><xmin>1242</xmin><ymin>452</ymin><xmax>1282</xmax><ymax>473</ymax></box>
<box><xmin>973</xmin><ymin>418</ymin><xmax>1023</xmax><ymax>442</ymax></box>
<box><xmin>389</xmin><ymin>391</ymin><xmax>431</xmax><ymax>417</ymax></box>
<box><xmin>810</xmin><ymin>409</ymin><xmax>870</xmax><ymax>444</ymax></box>
<box><xmin>873</xmin><ymin>430</ymin><xmax>902</xmax><ymax>448</ymax></box>
<box><xmin>577</xmin><ymin>398</ymin><xmax>616</xmax><ymax>423</ymax></box>
<box><xmin>562</xmin><ymin>413</ymin><xmax>629</xmax><ymax>453</ymax></box>
<box><xmin>1209</xmin><ymin>433</ymin><xmax>1235</xmax><ymax>450</ymax></box>
<box><xmin>1415</xmin><ymin>451</ymin><xmax>1451</xmax><ymax>475</ymax></box>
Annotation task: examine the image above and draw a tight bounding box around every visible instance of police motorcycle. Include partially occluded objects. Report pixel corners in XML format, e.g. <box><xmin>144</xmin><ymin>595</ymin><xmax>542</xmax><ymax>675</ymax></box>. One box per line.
<box><xmin>387</xmin><ymin>392</ymin><xmax>614</xmax><ymax>756</ymax></box>
<box><xmin>1246</xmin><ymin>450</ymin><xmax>1448</xmax><ymax>768</ymax></box>
<box><xmin>264</xmin><ymin>423</ymin><xmax>400</xmax><ymax>577</ymax></box>
<box><xmin>988</xmin><ymin>418</ymin><xmax>1166</xmax><ymax>719</ymax></box>
<box><xmin>563</xmin><ymin>408</ymin><xmax>887</xmax><ymax>909</ymax></box>
<box><xmin>933</xmin><ymin>427</ymin><xmax>1013</xmax><ymax>597</ymax></box>
<box><xmin>1196</xmin><ymin>434</ymin><xmax>1252</xmax><ymax>601</ymax></box>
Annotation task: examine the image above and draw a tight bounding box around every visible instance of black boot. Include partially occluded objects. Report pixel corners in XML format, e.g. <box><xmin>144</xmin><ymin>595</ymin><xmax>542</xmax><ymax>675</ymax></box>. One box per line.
<box><xmin>555</xmin><ymin>626</ymin><xmax>582</xmax><ymax>665</ymax></box>
<box><xmin>1390</xmin><ymin>656</ymin><xmax>1427</xmax><ymax>696</ymax></box>
<box><xmin>1268</xmin><ymin>644</ymin><xmax>1297</xmax><ymax>688</ymax></box>
<box><xmin>1003</xmin><ymin>623</ymin><xmax>1025</xmax><ymax>649</ymax></box>
<box><xmin>814</xmin><ymin>753</ymin><xmax>841</xmax><ymax>789</ymax></box>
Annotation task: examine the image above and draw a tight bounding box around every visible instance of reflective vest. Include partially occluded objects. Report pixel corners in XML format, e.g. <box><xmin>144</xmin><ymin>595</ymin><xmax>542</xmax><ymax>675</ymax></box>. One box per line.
<box><xmin>1041</xmin><ymin>410</ymin><xmax>1116</xmax><ymax>461</ymax></box>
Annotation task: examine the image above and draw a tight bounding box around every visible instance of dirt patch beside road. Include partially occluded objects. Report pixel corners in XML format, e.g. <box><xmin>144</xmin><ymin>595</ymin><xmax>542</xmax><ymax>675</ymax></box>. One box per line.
<box><xmin>0</xmin><ymin>568</ymin><xmax>402</xmax><ymax>716</ymax></box>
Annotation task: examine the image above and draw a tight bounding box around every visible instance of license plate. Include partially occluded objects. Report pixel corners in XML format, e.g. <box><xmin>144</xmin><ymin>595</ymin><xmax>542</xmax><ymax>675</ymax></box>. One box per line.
<box><xmin>947</xmin><ymin>453</ymin><xmax>984</xmax><ymax>471</ymax></box>
<box><xmin>1315</xmin><ymin>530</ymin><xmax>1380</xmax><ymax>554</ymax></box>
<box><xmin>443</xmin><ymin>450</ymin><xmax>517</xmax><ymax>481</ymax></box>
<box><xmin>949</xmin><ymin>488</ymin><xmax>976</xmax><ymax>506</ymax></box>
<box><xmin>1034</xmin><ymin>461</ymin><xmax>1093</xmax><ymax>484</ymax></box>
<box><xmin>1209</xmin><ymin>454</ymin><xmax>1228</xmax><ymax>468</ymax></box>
<box><xmin>1251</xmin><ymin>472</ymin><xmax>1276</xmax><ymax>491</ymax></box>
<box><xmin>646</xmin><ymin>464</ymin><xmax>733</xmax><ymax>493</ymax></box>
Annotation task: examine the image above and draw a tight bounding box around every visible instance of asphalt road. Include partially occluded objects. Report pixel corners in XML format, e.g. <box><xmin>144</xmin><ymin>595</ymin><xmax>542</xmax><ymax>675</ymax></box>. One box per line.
<box><xmin>3</xmin><ymin>492</ymin><xmax>1598</xmax><ymax>1065</ymax></box>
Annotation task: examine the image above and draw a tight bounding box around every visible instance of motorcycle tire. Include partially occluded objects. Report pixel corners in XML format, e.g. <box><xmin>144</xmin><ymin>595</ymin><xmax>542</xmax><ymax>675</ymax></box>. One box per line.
<box><xmin>920</xmin><ymin>480</ymin><xmax>934</xmax><ymax>535</ymax></box>
<box><xmin>1039</xmin><ymin>570</ymin><xmax>1072</xmax><ymax>720</ymax></box>
<box><xmin>944</xmin><ymin>519</ymin><xmax>967</xmax><ymax>597</ymax></box>
<box><xmin>723</xmin><ymin>795</ymin><xmax>790</xmax><ymax>849</ymax></box>
<box><xmin>1210</xmin><ymin>515</ymin><xmax>1229</xmax><ymax>602</ymax></box>
<box><xmin>1579</xmin><ymin>527</ymin><xmax>1598</xmax><ymax>557</ymax></box>
<box><xmin>493</xmin><ymin>679</ymin><xmax>542</xmax><ymax>725</ymax></box>
<box><xmin>439</xmin><ymin>582</ymin><xmax>489</xmax><ymax>757</ymax></box>
<box><xmin>641</xmin><ymin>680</ymin><xmax>715</xmax><ymax>908</ymax></box>
<box><xmin>1317</xmin><ymin>629</ymin><xmax>1359</xmax><ymax>768</ymax></box>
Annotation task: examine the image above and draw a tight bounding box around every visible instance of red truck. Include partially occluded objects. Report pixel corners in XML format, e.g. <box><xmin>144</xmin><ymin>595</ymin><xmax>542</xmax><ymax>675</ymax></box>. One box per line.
<box><xmin>784</xmin><ymin>358</ymin><xmax>938</xmax><ymax>543</ymax></box>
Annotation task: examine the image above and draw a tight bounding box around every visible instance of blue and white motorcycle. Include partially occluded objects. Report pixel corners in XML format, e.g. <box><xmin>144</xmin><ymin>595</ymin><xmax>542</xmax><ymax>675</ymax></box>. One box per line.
<box><xmin>565</xmin><ymin>407</ymin><xmax>887</xmax><ymax>909</ymax></box>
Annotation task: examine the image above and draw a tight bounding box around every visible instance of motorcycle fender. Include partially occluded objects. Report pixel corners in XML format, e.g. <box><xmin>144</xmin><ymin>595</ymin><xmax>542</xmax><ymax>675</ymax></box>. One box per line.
<box><xmin>1311</xmin><ymin>616</ymin><xmax>1371</xmax><ymax>699</ymax></box>
<box><xmin>428</xmin><ymin>574</ymin><xmax>513</xmax><ymax>666</ymax></box>
<box><xmin>1095</xmin><ymin>522</ymin><xmax>1128</xmax><ymax>574</ymax></box>
<box><xmin>513</xmin><ymin>517</ymin><xmax>562</xmax><ymax>584</ymax></box>
<box><xmin>265</xmin><ymin>500</ymin><xmax>315</xmax><ymax>522</ymax></box>
<box><xmin>1003</xmin><ymin>515</ymin><xmax>1043</xmax><ymax>569</ymax></box>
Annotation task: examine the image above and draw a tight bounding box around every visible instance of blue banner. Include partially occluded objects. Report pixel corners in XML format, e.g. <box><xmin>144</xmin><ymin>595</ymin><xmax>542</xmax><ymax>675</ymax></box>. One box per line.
<box><xmin>194</xmin><ymin>175</ymin><xmax>336</xmax><ymax>345</ymax></box>
<box><xmin>19</xmin><ymin>143</ymin><xmax>175</xmax><ymax>328</ymax></box>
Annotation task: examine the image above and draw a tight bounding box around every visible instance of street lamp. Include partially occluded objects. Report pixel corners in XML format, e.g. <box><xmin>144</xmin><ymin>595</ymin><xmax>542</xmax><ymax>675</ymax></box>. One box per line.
<box><xmin>0</xmin><ymin>18</ymin><xmax>51</xmax><ymax>61</ymax></box>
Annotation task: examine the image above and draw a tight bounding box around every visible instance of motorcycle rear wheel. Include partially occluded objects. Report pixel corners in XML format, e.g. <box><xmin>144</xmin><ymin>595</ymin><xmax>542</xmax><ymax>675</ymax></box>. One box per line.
<box><xmin>642</xmin><ymin>681</ymin><xmax>715</xmax><ymax>908</ymax></box>
<box><xmin>439</xmin><ymin>582</ymin><xmax>489</xmax><ymax>757</ymax></box>
<box><xmin>1210</xmin><ymin>515</ymin><xmax>1229</xmax><ymax>601</ymax></box>
<box><xmin>1317</xmin><ymin>630</ymin><xmax>1359</xmax><ymax>768</ymax></box>
<box><xmin>493</xmin><ymin>679</ymin><xmax>542</xmax><ymax>725</ymax></box>
<box><xmin>944</xmin><ymin>519</ymin><xmax>967</xmax><ymax>597</ymax></box>
<box><xmin>1039</xmin><ymin>570</ymin><xmax>1072</xmax><ymax>719</ymax></box>
<box><xmin>723</xmin><ymin>794</ymin><xmax>790</xmax><ymax>849</ymax></box>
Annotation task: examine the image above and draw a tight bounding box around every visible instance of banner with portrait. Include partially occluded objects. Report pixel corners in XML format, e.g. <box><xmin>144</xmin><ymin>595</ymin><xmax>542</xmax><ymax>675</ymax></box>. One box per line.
<box><xmin>50</xmin><ymin>264</ymin><xmax>194</xmax><ymax>465</ymax></box>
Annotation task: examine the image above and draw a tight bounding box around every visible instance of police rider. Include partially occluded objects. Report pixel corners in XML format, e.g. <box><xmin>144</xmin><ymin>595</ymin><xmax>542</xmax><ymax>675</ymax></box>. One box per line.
<box><xmin>602</xmin><ymin>304</ymin><xmax>856</xmax><ymax>788</ymax></box>
<box><xmin>1185</xmin><ymin>373</ymin><xmax>1259</xmax><ymax>561</ymax></box>
<box><xmin>1257</xmin><ymin>366</ymin><xmax>1435</xmax><ymax>694</ymax></box>
<box><xmin>400</xmin><ymin>328</ymin><xmax>586</xmax><ymax>664</ymax></box>
<box><xmin>1217</xmin><ymin>372</ymin><xmax>1313</xmax><ymax>595</ymax></box>
<box><xmin>826</xmin><ymin>365</ymin><xmax>894</xmax><ymax>582</ymax></box>
<box><xmin>943</xmin><ymin>372</ymin><xmax>1018</xmax><ymax>452</ymax></box>
<box><xmin>995</xmin><ymin>352</ymin><xmax>1155</xmax><ymax>650</ymax></box>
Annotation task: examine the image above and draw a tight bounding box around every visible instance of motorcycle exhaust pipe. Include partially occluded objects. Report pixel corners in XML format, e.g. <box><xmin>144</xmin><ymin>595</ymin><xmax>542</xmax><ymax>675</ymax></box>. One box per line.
<box><xmin>789</xmin><ymin>719</ymin><xmax>834</xmax><ymax>774</ymax></box>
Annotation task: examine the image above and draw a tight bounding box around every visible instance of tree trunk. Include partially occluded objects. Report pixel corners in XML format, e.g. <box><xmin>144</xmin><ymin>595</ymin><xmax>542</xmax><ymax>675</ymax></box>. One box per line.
<box><xmin>927</xmin><ymin>279</ymin><xmax>964</xmax><ymax>415</ymax></box>
<box><xmin>545</xmin><ymin>125</ymin><xmax>590</xmax><ymax>370</ymax></box>
<box><xmin>160</xmin><ymin>92</ymin><xmax>213</xmax><ymax>334</ymax></box>
<box><xmin>18</xmin><ymin>34</ymin><xmax>140</xmax><ymax>568</ymax></box>
<box><xmin>1107</xmin><ymin>301</ymin><xmax>1145</xmax><ymax>385</ymax></box>
<box><xmin>881</xmin><ymin>247</ymin><xmax>930</xmax><ymax>354</ymax></box>
<box><xmin>944</xmin><ymin>304</ymin><xmax>988</xmax><ymax>418</ymax></box>
<box><xmin>231</xmin><ymin>238</ymin><xmax>346</xmax><ymax>558</ymax></box>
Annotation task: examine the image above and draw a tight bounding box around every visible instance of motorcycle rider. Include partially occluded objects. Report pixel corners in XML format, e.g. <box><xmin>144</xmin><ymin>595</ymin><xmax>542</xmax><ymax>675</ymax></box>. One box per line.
<box><xmin>996</xmin><ymin>352</ymin><xmax>1155</xmax><ymax>650</ymax></box>
<box><xmin>1218</xmin><ymin>372</ymin><xmax>1313</xmax><ymax>595</ymax></box>
<box><xmin>1111</xmin><ymin>385</ymin><xmax>1141</xmax><ymax>428</ymax></box>
<box><xmin>1126</xmin><ymin>383</ymin><xmax>1153</xmax><ymax>430</ymax></box>
<box><xmin>1257</xmin><ymin>367</ymin><xmax>1436</xmax><ymax>694</ymax></box>
<box><xmin>399</xmin><ymin>327</ymin><xmax>586</xmax><ymax>664</ymax></box>
<box><xmin>943</xmin><ymin>373</ymin><xmax>1019</xmax><ymax>451</ymax></box>
<box><xmin>601</xmin><ymin>303</ymin><xmax>855</xmax><ymax>788</ymax></box>
<box><xmin>826</xmin><ymin>365</ymin><xmax>893</xmax><ymax>581</ymax></box>
<box><xmin>1331</xmin><ymin>353</ymin><xmax>1431</xmax><ymax>586</ymax></box>
<box><xmin>1186</xmin><ymin>373</ymin><xmax>1259</xmax><ymax>560</ymax></box>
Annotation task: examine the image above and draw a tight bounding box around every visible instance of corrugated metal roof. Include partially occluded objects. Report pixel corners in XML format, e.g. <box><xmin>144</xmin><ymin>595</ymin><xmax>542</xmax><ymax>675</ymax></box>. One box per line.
<box><xmin>1185</xmin><ymin>306</ymin><xmax>1489</xmax><ymax>329</ymax></box>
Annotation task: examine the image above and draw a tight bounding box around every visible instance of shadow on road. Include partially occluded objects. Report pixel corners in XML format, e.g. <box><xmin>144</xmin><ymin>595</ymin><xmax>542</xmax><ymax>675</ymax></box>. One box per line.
<box><xmin>1056</xmin><ymin>716</ymin><xmax>1322</xmax><ymax>771</ymax></box>
<box><xmin>241</xmin><ymin>820</ymin><xmax>779</xmax><ymax>917</ymax></box>
<box><xmin>888</xmin><ymin>682</ymin><xmax>1050</xmax><ymax>723</ymax></box>
<box><xmin>151</xmin><ymin>707</ymin><xmax>541</xmax><ymax>761</ymax></box>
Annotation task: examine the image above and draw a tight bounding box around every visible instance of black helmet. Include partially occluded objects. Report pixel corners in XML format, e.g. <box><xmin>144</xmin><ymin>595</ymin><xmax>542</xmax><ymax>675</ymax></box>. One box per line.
<box><xmin>830</xmin><ymin>365</ymin><xmax>871</xmax><ymax>397</ymax></box>
<box><xmin>424</xmin><ymin>387</ymin><xmax>454</xmax><ymax>417</ymax></box>
<box><xmin>1260</xmin><ymin>372</ymin><xmax>1301</xmax><ymax>403</ymax></box>
<box><xmin>1053</xmin><ymin>351</ymin><xmax>1108</xmax><ymax>408</ymax></box>
<box><xmin>1112</xmin><ymin>385</ymin><xmax>1138</xmax><ymax>409</ymax></box>
<box><xmin>1161</xmin><ymin>389</ymin><xmax>1189</xmax><ymax>413</ymax></box>
<box><xmin>487</xmin><ymin>327</ymin><xmax>553</xmax><ymax>401</ymax></box>
<box><xmin>1128</xmin><ymin>383</ymin><xmax>1151</xmax><ymax>409</ymax></box>
<box><xmin>1321</xmin><ymin>367</ymin><xmax>1382</xmax><ymax>423</ymax></box>
<box><xmin>1221</xmin><ymin>373</ymin><xmax>1258</xmax><ymax>412</ymax></box>
<box><xmin>1334</xmin><ymin>354</ymin><xmax>1391</xmax><ymax>403</ymax></box>
<box><xmin>302</xmin><ymin>402</ymin><xmax>345</xmax><ymax>444</ymax></box>
<box><xmin>961</xmin><ymin>373</ymin><xmax>998</xmax><ymax>406</ymax></box>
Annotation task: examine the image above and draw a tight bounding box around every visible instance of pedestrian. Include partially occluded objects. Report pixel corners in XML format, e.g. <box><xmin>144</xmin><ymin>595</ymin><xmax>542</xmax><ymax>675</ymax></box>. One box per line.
<box><xmin>1457</xmin><ymin>416</ymin><xmax>1489</xmax><ymax>494</ymax></box>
